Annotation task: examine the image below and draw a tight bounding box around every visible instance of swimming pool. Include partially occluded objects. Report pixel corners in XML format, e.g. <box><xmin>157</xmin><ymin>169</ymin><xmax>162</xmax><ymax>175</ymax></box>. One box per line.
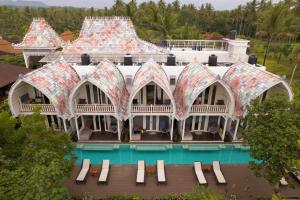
<box><xmin>74</xmin><ymin>144</ymin><xmax>253</xmax><ymax>165</ymax></box>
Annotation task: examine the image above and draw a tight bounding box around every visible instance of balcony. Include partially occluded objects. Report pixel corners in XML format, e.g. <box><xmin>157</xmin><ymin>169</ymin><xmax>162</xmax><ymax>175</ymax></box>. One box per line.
<box><xmin>74</xmin><ymin>104</ymin><xmax>115</xmax><ymax>114</ymax></box>
<box><xmin>190</xmin><ymin>105</ymin><xmax>227</xmax><ymax>114</ymax></box>
<box><xmin>131</xmin><ymin>105</ymin><xmax>172</xmax><ymax>114</ymax></box>
<box><xmin>20</xmin><ymin>104</ymin><xmax>56</xmax><ymax>114</ymax></box>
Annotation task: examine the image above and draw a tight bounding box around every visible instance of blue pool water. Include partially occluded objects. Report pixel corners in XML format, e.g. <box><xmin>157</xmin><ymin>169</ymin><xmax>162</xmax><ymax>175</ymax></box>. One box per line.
<box><xmin>74</xmin><ymin>144</ymin><xmax>253</xmax><ymax>165</ymax></box>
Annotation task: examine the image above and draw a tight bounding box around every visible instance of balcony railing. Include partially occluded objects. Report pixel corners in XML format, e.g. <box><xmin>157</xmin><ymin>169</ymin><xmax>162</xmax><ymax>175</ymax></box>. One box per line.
<box><xmin>20</xmin><ymin>104</ymin><xmax>56</xmax><ymax>113</ymax></box>
<box><xmin>131</xmin><ymin>105</ymin><xmax>172</xmax><ymax>113</ymax></box>
<box><xmin>190</xmin><ymin>105</ymin><xmax>227</xmax><ymax>113</ymax></box>
<box><xmin>75</xmin><ymin>104</ymin><xmax>115</xmax><ymax>113</ymax></box>
<box><xmin>165</xmin><ymin>40</ymin><xmax>228</xmax><ymax>51</ymax></box>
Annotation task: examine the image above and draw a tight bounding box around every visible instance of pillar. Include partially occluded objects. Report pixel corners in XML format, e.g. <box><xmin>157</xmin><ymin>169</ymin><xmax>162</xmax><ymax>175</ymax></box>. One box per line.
<box><xmin>93</xmin><ymin>115</ymin><xmax>96</xmax><ymax>131</ymax></box>
<box><xmin>170</xmin><ymin>116</ymin><xmax>174</xmax><ymax>141</ymax></box>
<box><xmin>182</xmin><ymin>119</ymin><xmax>186</xmax><ymax>140</ymax></box>
<box><xmin>63</xmin><ymin>119</ymin><xmax>67</xmax><ymax>132</ymax></box>
<box><xmin>23</xmin><ymin>53</ymin><xmax>29</xmax><ymax>68</ymax></box>
<box><xmin>222</xmin><ymin>116</ymin><xmax>228</xmax><ymax>141</ymax></box>
<box><xmin>75</xmin><ymin>116</ymin><xmax>80</xmax><ymax>140</ymax></box>
<box><xmin>233</xmin><ymin>119</ymin><xmax>240</xmax><ymax>141</ymax></box>
<box><xmin>117</xmin><ymin>119</ymin><xmax>121</xmax><ymax>140</ymax></box>
<box><xmin>129</xmin><ymin>116</ymin><xmax>133</xmax><ymax>141</ymax></box>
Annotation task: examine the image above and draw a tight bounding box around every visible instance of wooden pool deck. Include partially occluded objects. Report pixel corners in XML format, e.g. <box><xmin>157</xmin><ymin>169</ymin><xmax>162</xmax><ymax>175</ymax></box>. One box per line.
<box><xmin>65</xmin><ymin>164</ymin><xmax>300</xmax><ymax>199</ymax></box>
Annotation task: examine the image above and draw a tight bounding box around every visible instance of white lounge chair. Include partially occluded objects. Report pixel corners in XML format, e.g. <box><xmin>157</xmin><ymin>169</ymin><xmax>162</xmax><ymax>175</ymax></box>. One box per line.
<box><xmin>212</xmin><ymin>161</ymin><xmax>226</xmax><ymax>184</ymax></box>
<box><xmin>98</xmin><ymin>160</ymin><xmax>110</xmax><ymax>183</ymax></box>
<box><xmin>280</xmin><ymin>177</ymin><xmax>288</xmax><ymax>186</ymax></box>
<box><xmin>291</xmin><ymin>170</ymin><xmax>300</xmax><ymax>183</ymax></box>
<box><xmin>76</xmin><ymin>159</ymin><xmax>90</xmax><ymax>183</ymax></box>
<box><xmin>194</xmin><ymin>162</ymin><xmax>207</xmax><ymax>185</ymax></box>
<box><xmin>157</xmin><ymin>160</ymin><xmax>166</xmax><ymax>183</ymax></box>
<box><xmin>136</xmin><ymin>160</ymin><xmax>145</xmax><ymax>184</ymax></box>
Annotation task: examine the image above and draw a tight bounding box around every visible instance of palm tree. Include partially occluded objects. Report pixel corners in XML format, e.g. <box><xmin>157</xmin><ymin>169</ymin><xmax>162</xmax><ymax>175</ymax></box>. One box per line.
<box><xmin>257</xmin><ymin>3</ymin><xmax>292</xmax><ymax>65</ymax></box>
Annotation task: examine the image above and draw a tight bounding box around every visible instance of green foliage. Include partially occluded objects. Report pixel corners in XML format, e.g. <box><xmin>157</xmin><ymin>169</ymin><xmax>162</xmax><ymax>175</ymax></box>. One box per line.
<box><xmin>2</xmin><ymin>0</ymin><xmax>299</xmax><ymax>42</ymax></box>
<box><xmin>0</xmin><ymin>55</ymin><xmax>25</xmax><ymax>66</ymax></box>
<box><xmin>243</xmin><ymin>95</ymin><xmax>300</xmax><ymax>191</ymax></box>
<box><xmin>0</xmin><ymin>111</ymin><xmax>74</xmax><ymax>199</ymax></box>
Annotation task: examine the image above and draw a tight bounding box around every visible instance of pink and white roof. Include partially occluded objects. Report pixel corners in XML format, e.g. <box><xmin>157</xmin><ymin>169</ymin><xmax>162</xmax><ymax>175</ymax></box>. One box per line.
<box><xmin>70</xmin><ymin>60</ymin><xmax>129</xmax><ymax>120</ymax></box>
<box><xmin>174</xmin><ymin>63</ymin><xmax>234</xmax><ymax>120</ymax></box>
<box><xmin>223</xmin><ymin>62</ymin><xmax>292</xmax><ymax>116</ymax></box>
<box><xmin>14</xmin><ymin>18</ymin><xmax>65</xmax><ymax>49</ymax></box>
<box><xmin>14</xmin><ymin>59</ymin><xmax>80</xmax><ymax>118</ymax></box>
<box><xmin>63</xmin><ymin>17</ymin><xmax>169</xmax><ymax>55</ymax></box>
<box><xmin>128</xmin><ymin>60</ymin><xmax>175</xmax><ymax>116</ymax></box>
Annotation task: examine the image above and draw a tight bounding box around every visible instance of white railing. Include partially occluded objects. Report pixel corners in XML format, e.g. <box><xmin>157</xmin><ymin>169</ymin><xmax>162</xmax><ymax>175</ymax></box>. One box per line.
<box><xmin>75</xmin><ymin>104</ymin><xmax>115</xmax><ymax>113</ymax></box>
<box><xmin>165</xmin><ymin>40</ymin><xmax>228</xmax><ymax>51</ymax></box>
<box><xmin>190</xmin><ymin>105</ymin><xmax>227</xmax><ymax>113</ymax></box>
<box><xmin>20</xmin><ymin>104</ymin><xmax>56</xmax><ymax>113</ymax></box>
<box><xmin>131</xmin><ymin>105</ymin><xmax>172</xmax><ymax>113</ymax></box>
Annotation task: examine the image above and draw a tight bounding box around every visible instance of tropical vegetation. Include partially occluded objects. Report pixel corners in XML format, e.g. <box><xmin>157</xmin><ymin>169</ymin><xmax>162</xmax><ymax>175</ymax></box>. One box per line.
<box><xmin>0</xmin><ymin>109</ymin><xmax>75</xmax><ymax>199</ymax></box>
<box><xmin>243</xmin><ymin>94</ymin><xmax>300</xmax><ymax>194</ymax></box>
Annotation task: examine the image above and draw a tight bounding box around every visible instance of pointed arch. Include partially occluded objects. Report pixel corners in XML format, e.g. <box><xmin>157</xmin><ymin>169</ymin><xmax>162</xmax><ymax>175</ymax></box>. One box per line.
<box><xmin>223</xmin><ymin>62</ymin><xmax>293</xmax><ymax>116</ymax></box>
<box><xmin>68</xmin><ymin>60</ymin><xmax>128</xmax><ymax>120</ymax></box>
<box><xmin>8</xmin><ymin>59</ymin><xmax>80</xmax><ymax>118</ymax></box>
<box><xmin>127</xmin><ymin>60</ymin><xmax>176</xmax><ymax>117</ymax></box>
<box><xmin>174</xmin><ymin>63</ymin><xmax>235</xmax><ymax>120</ymax></box>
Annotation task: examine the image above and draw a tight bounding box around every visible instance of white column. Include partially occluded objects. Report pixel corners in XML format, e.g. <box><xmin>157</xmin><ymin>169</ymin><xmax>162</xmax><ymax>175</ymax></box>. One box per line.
<box><xmin>170</xmin><ymin>116</ymin><xmax>174</xmax><ymax>141</ymax></box>
<box><xmin>156</xmin><ymin>116</ymin><xmax>159</xmax><ymax>131</ymax></box>
<box><xmin>98</xmin><ymin>116</ymin><xmax>102</xmax><ymax>131</ymax></box>
<box><xmin>191</xmin><ymin>116</ymin><xmax>195</xmax><ymax>131</ymax></box>
<box><xmin>63</xmin><ymin>119</ymin><xmax>67</xmax><ymax>132</ymax></box>
<box><xmin>233</xmin><ymin>119</ymin><xmax>240</xmax><ymax>141</ymax></box>
<box><xmin>182</xmin><ymin>119</ymin><xmax>186</xmax><ymax>140</ymax></box>
<box><xmin>222</xmin><ymin>116</ymin><xmax>228</xmax><ymax>141</ymax></box>
<box><xmin>204</xmin><ymin>116</ymin><xmax>209</xmax><ymax>131</ymax></box>
<box><xmin>58</xmin><ymin>117</ymin><xmax>62</xmax><ymax>130</ymax></box>
<box><xmin>45</xmin><ymin>117</ymin><xmax>49</xmax><ymax>128</ymax></box>
<box><xmin>117</xmin><ymin>119</ymin><xmax>121</xmax><ymax>140</ymax></box>
<box><xmin>75</xmin><ymin>116</ymin><xmax>80</xmax><ymax>140</ymax></box>
<box><xmin>130</xmin><ymin>116</ymin><xmax>133</xmax><ymax>140</ymax></box>
<box><xmin>81</xmin><ymin>116</ymin><xmax>84</xmax><ymax>128</ymax></box>
<box><xmin>143</xmin><ymin>116</ymin><xmax>146</xmax><ymax>129</ymax></box>
<box><xmin>217</xmin><ymin>116</ymin><xmax>221</xmax><ymax>126</ymax></box>
<box><xmin>23</xmin><ymin>53</ymin><xmax>29</xmax><ymax>68</ymax></box>
<box><xmin>93</xmin><ymin>115</ymin><xmax>96</xmax><ymax>131</ymax></box>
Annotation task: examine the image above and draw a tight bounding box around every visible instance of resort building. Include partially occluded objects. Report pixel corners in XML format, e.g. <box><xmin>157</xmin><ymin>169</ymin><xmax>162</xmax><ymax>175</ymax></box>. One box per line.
<box><xmin>9</xmin><ymin>17</ymin><xmax>293</xmax><ymax>142</ymax></box>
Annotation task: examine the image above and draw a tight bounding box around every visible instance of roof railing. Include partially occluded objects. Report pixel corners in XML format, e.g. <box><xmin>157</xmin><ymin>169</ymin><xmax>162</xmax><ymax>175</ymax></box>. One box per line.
<box><xmin>164</xmin><ymin>39</ymin><xmax>228</xmax><ymax>51</ymax></box>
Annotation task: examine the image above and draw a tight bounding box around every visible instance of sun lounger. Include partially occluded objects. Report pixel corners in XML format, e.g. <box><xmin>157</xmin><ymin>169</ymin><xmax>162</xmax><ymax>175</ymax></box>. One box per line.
<box><xmin>157</xmin><ymin>160</ymin><xmax>166</xmax><ymax>183</ymax></box>
<box><xmin>136</xmin><ymin>160</ymin><xmax>145</xmax><ymax>184</ymax></box>
<box><xmin>98</xmin><ymin>160</ymin><xmax>110</xmax><ymax>183</ymax></box>
<box><xmin>280</xmin><ymin>177</ymin><xmax>288</xmax><ymax>186</ymax></box>
<box><xmin>291</xmin><ymin>170</ymin><xmax>300</xmax><ymax>183</ymax></box>
<box><xmin>212</xmin><ymin>161</ymin><xmax>226</xmax><ymax>184</ymax></box>
<box><xmin>76</xmin><ymin>159</ymin><xmax>90</xmax><ymax>183</ymax></box>
<box><xmin>194</xmin><ymin>162</ymin><xmax>207</xmax><ymax>185</ymax></box>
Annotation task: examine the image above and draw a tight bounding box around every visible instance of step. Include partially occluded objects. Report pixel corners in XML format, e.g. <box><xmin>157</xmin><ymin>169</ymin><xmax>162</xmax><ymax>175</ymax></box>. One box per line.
<box><xmin>77</xmin><ymin>144</ymin><xmax>119</xmax><ymax>151</ymax></box>
<box><xmin>131</xmin><ymin>144</ymin><xmax>171</xmax><ymax>151</ymax></box>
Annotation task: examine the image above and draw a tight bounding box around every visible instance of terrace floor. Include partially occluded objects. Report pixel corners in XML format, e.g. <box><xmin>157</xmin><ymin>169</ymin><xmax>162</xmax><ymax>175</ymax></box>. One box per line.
<box><xmin>65</xmin><ymin>164</ymin><xmax>300</xmax><ymax>199</ymax></box>
<box><xmin>89</xmin><ymin>132</ymin><xmax>118</xmax><ymax>141</ymax></box>
<box><xmin>141</xmin><ymin>132</ymin><xmax>170</xmax><ymax>141</ymax></box>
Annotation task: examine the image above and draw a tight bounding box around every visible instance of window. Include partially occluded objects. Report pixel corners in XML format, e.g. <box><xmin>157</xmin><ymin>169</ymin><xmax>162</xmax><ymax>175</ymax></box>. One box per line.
<box><xmin>126</xmin><ymin>75</ymin><xmax>132</xmax><ymax>85</ymax></box>
<box><xmin>169</xmin><ymin>76</ymin><xmax>176</xmax><ymax>86</ymax></box>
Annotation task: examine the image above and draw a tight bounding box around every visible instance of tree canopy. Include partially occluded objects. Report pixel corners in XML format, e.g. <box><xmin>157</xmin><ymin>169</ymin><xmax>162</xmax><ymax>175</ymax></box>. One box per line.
<box><xmin>0</xmin><ymin>0</ymin><xmax>299</xmax><ymax>43</ymax></box>
<box><xmin>0</xmin><ymin>110</ymin><xmax>74</xmax><ymax>199</ymax></box>
<box><xmin>243</xmin><ymin>94</ymin><xmax>300</xmax><ymax>192</ymax></box>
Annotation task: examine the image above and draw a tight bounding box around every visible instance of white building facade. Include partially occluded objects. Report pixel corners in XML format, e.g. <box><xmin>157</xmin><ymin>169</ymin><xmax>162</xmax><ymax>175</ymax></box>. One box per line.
<box><xmin>9</xmin><ymin>17</ymin><xmax>293</xmax><ymax>142</ymax></box>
